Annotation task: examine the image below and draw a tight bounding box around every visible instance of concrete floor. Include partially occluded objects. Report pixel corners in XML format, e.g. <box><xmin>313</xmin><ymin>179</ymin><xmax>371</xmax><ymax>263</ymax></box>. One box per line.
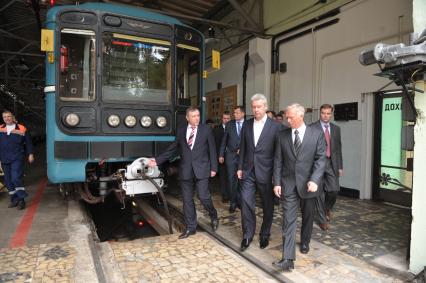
<box><xmin>0</xmin><ymin>144</ymin><xmax>417</xmax><ymax>282</ymax></box>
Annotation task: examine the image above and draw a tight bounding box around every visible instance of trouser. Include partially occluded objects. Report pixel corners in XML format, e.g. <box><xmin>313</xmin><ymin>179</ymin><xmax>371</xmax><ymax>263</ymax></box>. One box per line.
<box><xmin>239</xmin><ymin>169</ymin><xmax>274</xmax><ymax>239</ymax></box>
<box><xmin>225</xmin><ymin>154</ymin><xmax>240</xmax><ymax>206</ymax></box>
<box><xmin>282</xmin><ymin>189</ymin><xmax>315</xmax><ymax>260</ymax></box>
<box><xmin>180</xmin><ymin>171</ymin><xmax>217</xmax><ymax>231</ymax></box>
<box><xmin>218</xmin><ymin>163</ymin><xmax>228</xmax><ymax>199</ymax></box>
<box><xmin>315</xmin><ymin>158</ymin><xmax>339</xmax><ymax>224</ymax></box>
<box><xmin>2</xmin><ymin>159</ymin><xmax>28</xmax><ymax>204</ymax></box>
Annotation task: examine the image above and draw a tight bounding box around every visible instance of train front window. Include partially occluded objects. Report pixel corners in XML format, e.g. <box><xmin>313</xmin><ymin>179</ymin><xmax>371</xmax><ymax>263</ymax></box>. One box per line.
<box><xmin>102</xmin><ymin>33</ymin><xmax>171</xmax><ymax>104</ymax></box>
<box><xmin>59</xmin><ymin>29</ymin><xmax>96</xmax><ymax>101</ymax></box>
<box><xmin>176</xmin><ymin>45</ymin><xmax>200</xmax><ymax>106</ymax></box>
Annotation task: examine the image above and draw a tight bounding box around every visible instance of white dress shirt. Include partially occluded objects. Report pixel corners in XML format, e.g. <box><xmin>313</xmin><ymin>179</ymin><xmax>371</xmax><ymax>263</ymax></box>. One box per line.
<box><xmin>292</xmin><ymin>123</ymin><xmax>307</xmax><ymax>143</ymax></box>
<box><xmin>186</xmin><ymin>124</ymin><xmax>198</xmax><ymax>150</ymax></box>
<box><xmin>253</xmin><ymin>115</ymin><xmax>267</xmax><ymax>147</ymax></box>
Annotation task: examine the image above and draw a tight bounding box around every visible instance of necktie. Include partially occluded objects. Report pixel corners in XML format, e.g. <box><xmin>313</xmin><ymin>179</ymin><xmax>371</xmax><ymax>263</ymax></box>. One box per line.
<box><xmin>187</xmin><ymin>126</ymin><xmax>196</xmax><ymax>149</ymax></box>
<box><xmin>294</xmin><ymin>129</ymin><xmax>301</xmax><ymax>155</ymax></box>
<box><xmin>324</xmin><ymin>124</ymin><xmax>331</xmax><ymax>158</ymax></box>
<box><xmin>237</xmin><ymin>121</ymin><xmax>241</xmax><ymax>136</ymax></box>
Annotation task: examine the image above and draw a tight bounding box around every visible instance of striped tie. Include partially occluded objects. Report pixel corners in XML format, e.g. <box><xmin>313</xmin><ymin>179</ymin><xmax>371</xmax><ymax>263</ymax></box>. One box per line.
<box><xmin>187</xmin><ymin>126</ymin><xmax>196</xmax><ymax>149</ymax></box>
<box><xmin>294</xmin><ymin>129</ymin><xmax>301</xmax><ymax>155</ymax></box>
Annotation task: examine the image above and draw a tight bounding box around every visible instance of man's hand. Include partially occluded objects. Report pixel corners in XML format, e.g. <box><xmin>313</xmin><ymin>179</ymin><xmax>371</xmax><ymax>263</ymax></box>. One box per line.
<box><xmin>147</xmin><ymin>159</ymin><xmax>157</xmax><ymax>167</ymax></box>
<box><xmin>236</xmin><ymin>149</ymin><xmax>240</xmax><ymax>155</ymax></box>
<box><xmin>218</xmin><ymin>157</ymin><xmax>224</xmax><ymax>164</ymax></box>
<box><xmin>274</xmin><ymin>186</ymin><xmax>282</xmax><ymax>198</ymax></box>
<box><xmin>307</xmin><ymin>181</ymin><xmax>318</xmax><ymax>192</ymax></box>
<box><xmin>28</xmin><ymin>154</ymin><xmax>34</xmax><ymax>164</ymax></box>
<box><xmin>210</xmin><ymin>171</ymin><xmax>216</xmax><ymax>177</ymax></box>
<box><xmin>338</xmin><ymin>169</ymin><xmax>343</xmax><ymax>177</ymax></box>
<box><xmin>237</xmin><ymin>170</ymin><xmax>243</xmax><ymax>179</ymax></box>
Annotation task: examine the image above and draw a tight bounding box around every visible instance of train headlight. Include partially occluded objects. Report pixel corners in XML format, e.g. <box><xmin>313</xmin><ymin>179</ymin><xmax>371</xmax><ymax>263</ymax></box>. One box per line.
<box><xmin>156</xmin><ymin>116</ymin><xmax>167</xmax><ymax>128</ymax></box>
<box><xmin>124</xmin><ymin>115</ymin><xmax>137</xmax><ymax>128</ymax></box>
<box><xmin>107</xmin><ymin>114</ymin><xmax>120</xmax><ymax>127</ymax></box>
<box><xmin>140</xmin><ymin>116</ymin><xmax>152</xmax><ymax>128</ymax></box>
<box><xmin>64</xmin><ymin>113</ymin><xmax>80</xmax><ymax>127</ymax></box>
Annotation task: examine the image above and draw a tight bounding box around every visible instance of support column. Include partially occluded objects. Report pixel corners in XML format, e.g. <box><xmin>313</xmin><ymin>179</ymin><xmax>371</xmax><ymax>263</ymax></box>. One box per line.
<box><xmin>410</xmin><ymin>0</ymin><xmax>426</xmax><ymax>274</ymax></box>
<box><xmin>248</xmin><ymin>37</ymin><xmax>272</xmax><ymax>106</ymax></box>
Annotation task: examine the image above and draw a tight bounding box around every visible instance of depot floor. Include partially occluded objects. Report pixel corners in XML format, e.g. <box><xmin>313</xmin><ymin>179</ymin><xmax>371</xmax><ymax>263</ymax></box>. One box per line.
<box><xmin>0</xmin><ymin>145</ymin><xmax>416</xmax><ymax>282</ymax></box>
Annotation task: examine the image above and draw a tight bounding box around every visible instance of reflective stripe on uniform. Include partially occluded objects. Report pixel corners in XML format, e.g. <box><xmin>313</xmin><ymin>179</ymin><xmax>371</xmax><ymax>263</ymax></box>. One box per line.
<box><xmin>9</xmin><ymin>190</ymin><xmax>16</xmax><ymax>195</ymax></box>
<box><xmin>15</xmin><ymin>187</ymin><xmax>25</xmax><ymax>191</ymax></box>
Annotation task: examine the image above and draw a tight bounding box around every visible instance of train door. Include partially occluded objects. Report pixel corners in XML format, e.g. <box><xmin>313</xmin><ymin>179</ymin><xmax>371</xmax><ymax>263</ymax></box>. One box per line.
<box><xmin>373</xmin><ymin>91</ymin><xmax>413</xmax><ymax>207</ymax></box>
<box><xmin>176</xmin><ymin>44</ymin><xmax>201</xmax><ymax>127</ymax></box>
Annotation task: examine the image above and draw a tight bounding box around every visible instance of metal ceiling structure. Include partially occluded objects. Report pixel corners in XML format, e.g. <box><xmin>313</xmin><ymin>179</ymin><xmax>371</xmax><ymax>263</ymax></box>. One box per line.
<box><xmin>0</xmin><ymin>0</ymin><xmax>263</xmax><ymax>130</ymax></box>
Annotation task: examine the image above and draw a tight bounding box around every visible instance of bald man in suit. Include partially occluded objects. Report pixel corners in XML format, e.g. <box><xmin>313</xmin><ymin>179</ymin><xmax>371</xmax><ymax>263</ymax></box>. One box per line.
<box><xmin>273</xmin><ymin>103</ymin><xmax>326</xmax><ymax>271</ymax></box>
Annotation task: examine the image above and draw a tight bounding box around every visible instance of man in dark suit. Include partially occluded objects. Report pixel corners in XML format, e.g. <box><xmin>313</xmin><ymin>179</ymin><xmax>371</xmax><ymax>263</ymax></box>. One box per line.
<box><xmin>313</xmin><ymin>104</ymin><xmax>343</xmax><ymax>230</ymax></box>
<box><xmin>213</xmin><ymin>111</ymin><xmax>231</xmax><ymax>203</ymax></box>
<box><xmin>219</xmin><ymin>106</ymin><xmax>245</xmax><ymax>213</ymax></box>
<box><xmin>148</xmin><ymin>107</ymin><xmax>219</xmax><ymax>239</ymax></box>
<box><xmin>237</xmin><ymin>94</ymin><xmax>280</xmax><ymax>251</ymax></box>
<box><xmin>272</xmin><ymin>103</ymin><xmax>326</xmax><ymax>271</ymax></box>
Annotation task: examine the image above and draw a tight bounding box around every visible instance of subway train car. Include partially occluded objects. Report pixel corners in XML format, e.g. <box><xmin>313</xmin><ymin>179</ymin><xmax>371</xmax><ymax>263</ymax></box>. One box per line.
<box><xmin>42</xmin><ymin>3</ymin><xmax>204</xmax><ymax>201</ymax></box>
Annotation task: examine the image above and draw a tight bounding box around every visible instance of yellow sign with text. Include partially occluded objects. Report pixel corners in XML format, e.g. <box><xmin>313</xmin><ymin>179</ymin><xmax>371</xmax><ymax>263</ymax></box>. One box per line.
<box><xmin>41</xmin><ymin>29</ymin><xmax>54</xmax><ymax>52</ymax></box>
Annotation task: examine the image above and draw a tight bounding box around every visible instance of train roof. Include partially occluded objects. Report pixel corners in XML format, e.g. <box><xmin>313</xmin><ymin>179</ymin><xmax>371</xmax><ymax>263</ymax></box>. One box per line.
<box><xmin>46</xmin><ymin>3</ymin><xmax>185</xmax><ymax>26</ymax></box>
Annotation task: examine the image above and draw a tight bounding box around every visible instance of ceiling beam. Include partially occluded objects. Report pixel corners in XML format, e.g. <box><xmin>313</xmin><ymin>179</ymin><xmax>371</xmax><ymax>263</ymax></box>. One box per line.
<box><xmin>0</xmin><ymin>50</ymin><xmax>44</xmax><ymax>57</ymax></box>
<box><xmin>0</xmin><ymin>29</ymin><xmax>39</xmax><ymax>46</ymax></box>
<box><xmin>227</xmin><ymin>0</ymin><xmax>263</xmax><ymax>32</ymax></box>
<box><xmin>137</xmin><ymin>5</ymin><xmax>266</xmax><ymax>36</ymax></box>
<box><xmin>0</xmin><ymin>0</ymin><xmax>18</xmax><ymax>12</ymax></box>
<box><xmin>159</xmin><ymin>1</ymin><xmax>204</xmax><ymax>18</ymax></box>
<box><xmin>0</xmin><ymin>43</ymin><xmax>33</xmax><ymax>69</ymax></box>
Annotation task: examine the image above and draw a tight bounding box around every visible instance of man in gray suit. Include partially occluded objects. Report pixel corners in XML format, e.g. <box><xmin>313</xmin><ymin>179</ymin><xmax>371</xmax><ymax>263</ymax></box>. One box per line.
<box><xmin>313</xmin><ymin>104</ymin><xmax>343</xmax><ymax>230</ymax></box>
<box><xmin>237</xmin><ymin>94</ymin><xmax>280</xmax><ymax>251</ymax></box>
<box><xmin>273</xmin><ymin>103</ymin><xmax>326</xmax><ymax>271</ymax></box>
<box><xmin>148</xmin><ymin>107</ymin><xmax>219</xmax><ymax>239</ymax></box>
<box><xmin>219</xmin><ymin>106</ymin><xmax>245</xmax><ymax>213</ymax></box>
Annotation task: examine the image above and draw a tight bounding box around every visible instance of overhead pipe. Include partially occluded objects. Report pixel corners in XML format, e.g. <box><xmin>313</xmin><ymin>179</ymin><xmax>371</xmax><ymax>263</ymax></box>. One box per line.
<box><xmin>270</xmin><ymin>8</ymin><xmax>340</xmax><ymax>73</ymax></box>
<box><xmin>242</xmin><ymin>52</ymin><xmax>249</xmax><ymax>111</ymax></box>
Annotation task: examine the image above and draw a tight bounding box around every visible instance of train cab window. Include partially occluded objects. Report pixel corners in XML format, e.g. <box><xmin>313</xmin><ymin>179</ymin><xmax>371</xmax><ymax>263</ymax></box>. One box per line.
<box><xmin>102</xmin><ymin>33</ymin><xmax>171</xmax><ymax>104</ymax></box>
<box><xmin>59</xmin><ymin>29</ymin><xmax>96</xmax><ymax>101</ymax></box>
<box><xmin>176</xmin><ymin>45</ymin><xmax>200</xmax><ymax>107</ymax></box>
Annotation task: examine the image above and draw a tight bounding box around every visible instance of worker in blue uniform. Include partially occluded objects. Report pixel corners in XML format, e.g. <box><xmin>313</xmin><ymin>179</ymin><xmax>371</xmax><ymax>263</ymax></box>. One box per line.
<box><xmin>0</xmin><ymin>110</ymin><xmax>34</xmax><ymax>210</ymax></box>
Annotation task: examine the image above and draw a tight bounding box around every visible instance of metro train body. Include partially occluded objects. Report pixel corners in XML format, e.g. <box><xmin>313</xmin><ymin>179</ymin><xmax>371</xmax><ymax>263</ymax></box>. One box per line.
<box><xmin>43</xmin><ymin>3</ymin><xmax>204</xmax><ymax>194</ymax></box>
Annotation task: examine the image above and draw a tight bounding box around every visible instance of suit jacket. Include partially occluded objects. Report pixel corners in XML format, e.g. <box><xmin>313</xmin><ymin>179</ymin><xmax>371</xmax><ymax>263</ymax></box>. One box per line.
<box><xmin>273</xmin><ymin>124</ymin><xmax>327</xmax><ymax>199</ymax></box>
<box><xmin>156</xmin><ymin>124</ymin><xmax>218</xmax><ymax>180</ymax></box>
<box><xmin>312</xmin><ymin>120</ymin><xmax>343</xmax><ymax>175</ymax></box>
<box><xmin>213</xmin><ymin>124</ymin><xmax>225</xmax><ymax>157</ymax></box>
<box><xmin>219</xmin><ymin>120</ymin><xmax>244</xmax><ymax>160</ymax></box>
<box><xmin>238</xmin><ymin>117</ymin><xmax>280</xmax><ymax>184</ymax></box>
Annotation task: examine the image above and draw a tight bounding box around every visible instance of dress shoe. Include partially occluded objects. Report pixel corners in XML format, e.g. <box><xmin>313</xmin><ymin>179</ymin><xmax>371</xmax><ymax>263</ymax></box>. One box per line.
<box><xmin>17</xmin><ymin>200</ymin><xmax>26</xmax><ymax>210</ymax></box>
<box><xmin>8</xmin><ymin>202</ymin><xmax>18</xmax><ymax>208</ymax></box>
<box><xmin>272</xmin><ymin>259</ymin><xmax>294</xmax><ymax>271</ymax></box>
<box><xmin>211</xmin><ymin>218</ymin><xmax>219</xmax><ymax>231</ymax></box>
<box><xmin>259</xmin><ymin>237</ymin><xmax>269</xmax><ymax>249</ymax></box>
<box><xmin>229</xmin><ymin>203</ymin><xmax>237</xmax><ymax>213</ymax></box>
<box><xmin>319</xmin><ymin>223</ymin><xmax>329</xmax><ymax>231</ymax></box>
<box><xmin>178</xmin><ymin>230</ymin><xmax>196</xmax><ymax>239</ymax></box>
<box><xmin>240</xmin><ymin>238</ymin><xmax>252</xmax><ymax>251</ymax></box>
<box><xmin>300</xmin><ymin>243</ymin><xmax>310</xmax><ymax>254</ymax></box>
<box><xmin>325</xmin><ymin>209</ymin><xmax>331</xmax><ymax>221</ymax></box>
